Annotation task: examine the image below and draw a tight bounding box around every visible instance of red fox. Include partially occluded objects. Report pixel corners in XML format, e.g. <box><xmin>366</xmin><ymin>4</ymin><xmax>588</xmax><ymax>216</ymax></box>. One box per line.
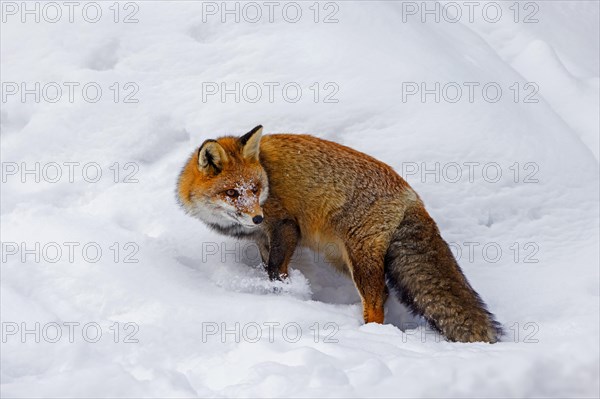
<box><xmin>177</xmin><ymin>125</ymin><xmax>502</xmax><ymax>343</ymax></box>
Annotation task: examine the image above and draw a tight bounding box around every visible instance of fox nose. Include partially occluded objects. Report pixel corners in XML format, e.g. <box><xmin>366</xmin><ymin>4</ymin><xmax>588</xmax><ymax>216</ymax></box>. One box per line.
<box><xmin>252</xmin><ymin>215</ymin><xmax>264</xmax><ymax>225</ymax></box>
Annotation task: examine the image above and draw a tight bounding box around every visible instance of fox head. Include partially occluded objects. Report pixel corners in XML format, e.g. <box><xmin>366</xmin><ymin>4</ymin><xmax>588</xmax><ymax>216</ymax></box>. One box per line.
<box><xmin>177</xmin><ymin>125</ymin><xmax>269</xmax><ymax>232</ymax></box>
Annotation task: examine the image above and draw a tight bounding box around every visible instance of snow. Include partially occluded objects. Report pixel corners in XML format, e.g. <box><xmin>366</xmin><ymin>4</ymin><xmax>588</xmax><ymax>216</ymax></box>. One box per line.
<box><xmin>1</xmin><ymin>1</ymin><xmax>599</xmax><ymax>397</ymax></box>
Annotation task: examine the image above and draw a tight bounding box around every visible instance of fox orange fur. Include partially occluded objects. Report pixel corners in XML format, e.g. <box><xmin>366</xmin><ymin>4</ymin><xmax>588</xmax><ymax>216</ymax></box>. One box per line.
<box><xmin>177</xmin><ymin>125</ymin><xmax>502</xmax><ymax>343</ymax></box>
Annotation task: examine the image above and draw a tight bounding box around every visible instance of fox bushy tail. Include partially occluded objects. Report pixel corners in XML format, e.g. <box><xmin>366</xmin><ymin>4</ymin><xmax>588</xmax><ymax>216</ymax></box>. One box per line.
<box><xmin>384</xmin><ymin>205</ymin><xmax>502</xmax><ymax>343</ymax></box>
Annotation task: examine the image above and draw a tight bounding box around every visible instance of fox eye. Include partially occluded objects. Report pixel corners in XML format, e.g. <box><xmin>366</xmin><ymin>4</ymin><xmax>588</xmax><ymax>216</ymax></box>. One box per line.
<box><xmin>251</xmin><ymin>186</ymin><xmax>259</xmax><ymax>194</ymax></box>
<box><xmin>225</xmin><ymin>189</ymin><xmax>239</xmax><ymax>198</ymax></box>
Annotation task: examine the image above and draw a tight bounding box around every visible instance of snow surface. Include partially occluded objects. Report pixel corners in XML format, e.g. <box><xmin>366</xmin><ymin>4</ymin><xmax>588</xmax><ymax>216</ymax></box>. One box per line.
<box><xmin>1</xmin><ymin>1</ymin><xmax>599</xmax><ymax>397</ymax></box>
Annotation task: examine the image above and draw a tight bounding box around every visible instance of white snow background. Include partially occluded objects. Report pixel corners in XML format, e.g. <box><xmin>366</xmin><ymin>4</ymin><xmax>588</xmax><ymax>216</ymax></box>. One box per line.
<box><xmin>1</xmin><ymin>1</ymin><xmax>599</xmax><ymax>397</ymax></box>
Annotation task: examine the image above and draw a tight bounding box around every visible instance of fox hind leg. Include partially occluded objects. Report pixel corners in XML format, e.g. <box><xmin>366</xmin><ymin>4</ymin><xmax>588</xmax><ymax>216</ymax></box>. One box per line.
<box><xmin>347</xmin><ymin>243</ymin><xmax>387</xmax><ymax>324</ymax></box>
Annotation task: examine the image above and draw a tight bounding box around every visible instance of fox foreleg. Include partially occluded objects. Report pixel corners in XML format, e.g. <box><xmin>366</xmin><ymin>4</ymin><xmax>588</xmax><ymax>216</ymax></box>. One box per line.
<box><xmin>266</xmin><ymin>219</ymin><xmax>299</xmax><ymax>281</ymax></box>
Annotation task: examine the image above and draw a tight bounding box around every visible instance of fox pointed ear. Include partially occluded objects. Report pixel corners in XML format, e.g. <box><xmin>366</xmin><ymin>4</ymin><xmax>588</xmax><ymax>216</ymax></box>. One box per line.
<box><xmin>240</xmin><ymin>125</ymin><xmax>263</xmax><ymax>161</ymax></box>
<box><xmin>198</xmin><ymin>140</ymin><xmax>228</xmax><ymax>174</ymax></box>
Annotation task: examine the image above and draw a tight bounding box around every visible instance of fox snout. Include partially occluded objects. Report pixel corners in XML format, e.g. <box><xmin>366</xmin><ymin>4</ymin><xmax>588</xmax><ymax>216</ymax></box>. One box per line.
<box><xmin>224</xmin><ymin>186</ymin><xmax>265</xmax><ymax>227</ymax></box>
<box><xmin>232</xmin><ymin>206</ymin><xmax>263</xmax><ymax>226</ymax></box>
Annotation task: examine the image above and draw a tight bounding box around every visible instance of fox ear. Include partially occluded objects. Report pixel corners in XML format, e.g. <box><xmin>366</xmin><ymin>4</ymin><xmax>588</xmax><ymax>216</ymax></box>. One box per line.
<box><xmin>198</xmin><ymin>140</ymin><xmax>228</xmax><ymax>174</ymax></box>
<box><xmin>240</xmin><ymin>125</ymin><xmax>263</xmax><ymax>161</ymax></box>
